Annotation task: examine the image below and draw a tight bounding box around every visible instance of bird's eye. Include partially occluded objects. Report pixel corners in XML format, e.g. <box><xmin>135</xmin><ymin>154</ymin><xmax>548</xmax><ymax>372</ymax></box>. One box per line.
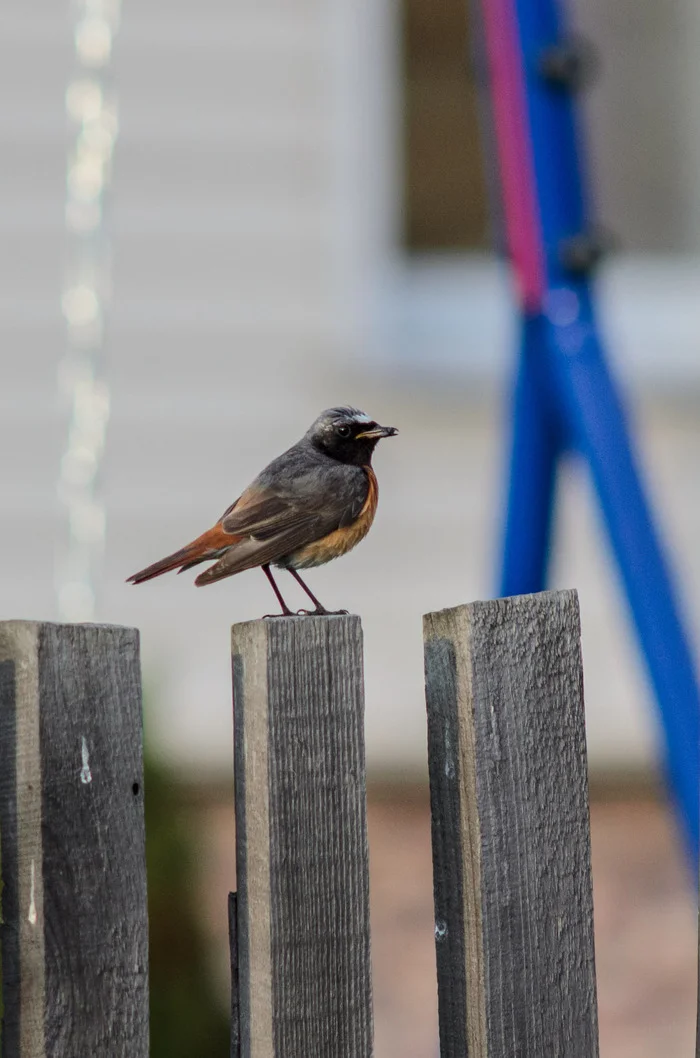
<box><xmin>336</xmin><ymin>424</ymin><xmax>351</xmax><ymax>438</ymax></box>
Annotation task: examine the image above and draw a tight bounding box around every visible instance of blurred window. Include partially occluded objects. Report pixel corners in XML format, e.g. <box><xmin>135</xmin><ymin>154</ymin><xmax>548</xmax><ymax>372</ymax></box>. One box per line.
<box><xmin>402</xmin><ymin>0</ymin><xmax>700</xmax><ymax>254</ymax></box>
<box><xmin>402</xmin><ymin>0</ymin><xmax>489</xmax><ymax>250</ymax></box>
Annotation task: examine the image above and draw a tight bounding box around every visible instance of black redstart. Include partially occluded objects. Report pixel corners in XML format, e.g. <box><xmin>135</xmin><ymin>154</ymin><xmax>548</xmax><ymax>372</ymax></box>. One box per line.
<box><xmin>127</xmin><ymin>406</ymin><xmax>398</xmax><ymax>615</ymax></box>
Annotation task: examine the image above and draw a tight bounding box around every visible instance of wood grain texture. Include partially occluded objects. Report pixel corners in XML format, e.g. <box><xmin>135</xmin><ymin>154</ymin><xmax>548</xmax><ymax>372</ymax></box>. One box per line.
<box><xmin>424</xmin><ymin>591</ymin><xmax>599</xmax><ymax>1058</ymax></box>
<box><xmin>0</xmin><ymin>625</ymin><xmax>43</xmax><ymax>1058</ymax></box>
<box><xmin>232</xmin><ymin>615</ymin><xmax>373</xmax><ymax>1058</ymax></box>
<box><xmin>0</xmin><ymin>622</ymin><xmax>148</xmax><ymax>1058</ymax></box>
<box><xmin>229</xmin><ymin>891</ymin><xmax>240</xmax><ymax>1058</ymax></box>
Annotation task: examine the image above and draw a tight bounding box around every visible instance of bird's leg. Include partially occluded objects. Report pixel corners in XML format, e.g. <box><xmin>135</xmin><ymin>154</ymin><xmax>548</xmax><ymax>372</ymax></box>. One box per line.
<box><xmin>287</xmin><ymin>568</ymin><xmax>348</xmax><ymax>616</ymax></box>
<box><xmin>261</xmin><ymin>564</ymin><xmax>295</xmax><ymax>618</ymax></box>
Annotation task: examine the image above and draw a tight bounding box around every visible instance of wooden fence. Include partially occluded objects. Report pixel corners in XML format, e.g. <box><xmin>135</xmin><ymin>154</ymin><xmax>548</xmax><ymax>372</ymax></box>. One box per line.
<box><xmin>0</xmin><ymin>590</ymin><xmax>695</xmax><ymax>1056</ymax></box>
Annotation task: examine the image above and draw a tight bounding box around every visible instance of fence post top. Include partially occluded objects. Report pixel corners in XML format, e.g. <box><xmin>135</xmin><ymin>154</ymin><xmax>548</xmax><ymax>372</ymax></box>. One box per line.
<box><xmin>0</xmin><ymin>618</ymin><xmax>140</xmax><ymax>636</ymax></box>
<box><xmin>423</xmin><ymin>588</ymin><xmax>580</xmax><ymax>628</ymax></box>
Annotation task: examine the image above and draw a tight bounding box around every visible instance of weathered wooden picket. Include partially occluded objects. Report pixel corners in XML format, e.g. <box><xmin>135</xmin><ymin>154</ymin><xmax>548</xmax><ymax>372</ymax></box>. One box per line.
<box><xmin>0</xmin><ymin>590</ymin><xmax>695</xmax><ymax>1056</ymax></box>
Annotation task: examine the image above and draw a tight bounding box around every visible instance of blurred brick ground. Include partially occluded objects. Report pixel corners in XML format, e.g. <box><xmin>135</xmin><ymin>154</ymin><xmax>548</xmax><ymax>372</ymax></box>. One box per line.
<box><xmin>195</xmin><ymin>790</ymin><xmax>697</xmax><ymax>1057</ymax></box>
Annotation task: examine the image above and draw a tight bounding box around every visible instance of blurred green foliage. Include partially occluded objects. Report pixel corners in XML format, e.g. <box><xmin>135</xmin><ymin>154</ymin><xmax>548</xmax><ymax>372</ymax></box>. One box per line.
<box><xmin>145</xmin><ymin>755</ymin><xmax>230</xmax><ymax>1058</ymax></box>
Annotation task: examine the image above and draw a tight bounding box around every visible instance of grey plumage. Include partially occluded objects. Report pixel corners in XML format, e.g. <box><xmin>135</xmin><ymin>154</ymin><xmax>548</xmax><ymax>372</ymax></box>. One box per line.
<box><xmin>127</xmin><ymin>406</ymin><xmax>397</xmax><ymax>612</ymax></box>
<box><xmin>198</xmin><ymin>428</ymin><xmax>371</xmax><ymax>583</ymax></box>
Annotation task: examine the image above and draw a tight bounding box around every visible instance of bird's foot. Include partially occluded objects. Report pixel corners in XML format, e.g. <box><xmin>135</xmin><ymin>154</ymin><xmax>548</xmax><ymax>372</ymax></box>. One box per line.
<box><xmin>262</xmin><ymin>610</ymin><xmax>296</xmax><ymax>619</ymax></box>
<box><xmin>295</xmin><ymin>607</ymin><xmax>349</xmax><ymax>617</ymax></box>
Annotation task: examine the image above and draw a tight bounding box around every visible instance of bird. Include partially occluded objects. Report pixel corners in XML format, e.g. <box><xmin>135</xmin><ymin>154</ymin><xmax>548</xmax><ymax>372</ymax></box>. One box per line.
<box><xmin>127</xmin><ymin>406</ymin><xmax>398</xmax><ymax>616</ymax></box>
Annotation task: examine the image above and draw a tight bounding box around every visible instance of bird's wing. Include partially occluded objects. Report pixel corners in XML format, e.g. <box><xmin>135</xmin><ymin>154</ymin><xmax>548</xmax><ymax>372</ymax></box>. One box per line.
<box><xmin>194</xmin><ymin>515</ymin><xmax>327</xmax><ymax>584</ymax></box>
<box><xmin>221</xmin><ymin>489</ymin><xmax>319</xmax><ymax>539</ymax></box>
<box><xmin>195</xmin><ymin>476</ymin><xmax>367</xmax><ymax>586</ymax></box>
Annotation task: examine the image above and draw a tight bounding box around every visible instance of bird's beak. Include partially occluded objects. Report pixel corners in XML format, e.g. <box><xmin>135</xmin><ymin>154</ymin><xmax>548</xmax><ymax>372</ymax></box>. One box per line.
<box><xmin>356</xmin><ymin>424</ymin><xmax>398</xmax><ymax>440</ymax></box>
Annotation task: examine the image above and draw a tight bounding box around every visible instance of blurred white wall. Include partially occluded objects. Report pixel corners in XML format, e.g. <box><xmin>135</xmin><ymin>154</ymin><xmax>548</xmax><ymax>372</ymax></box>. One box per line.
<box><xmin>572</xmin><ymin>0</ymin><xmax>700</xmax><ymax>251</ymax></box>
<box><xmin>0</xmin><ymin>0</ymin><xmax>698</xmax><ymax>782</ymax></box>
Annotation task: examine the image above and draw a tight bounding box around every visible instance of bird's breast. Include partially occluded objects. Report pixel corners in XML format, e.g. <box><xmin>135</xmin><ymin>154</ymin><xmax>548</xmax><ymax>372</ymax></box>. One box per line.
<box><xmin>282</xmin><ymin>466</ymin><xmax>379</xmax><ymax>570</ymax></box>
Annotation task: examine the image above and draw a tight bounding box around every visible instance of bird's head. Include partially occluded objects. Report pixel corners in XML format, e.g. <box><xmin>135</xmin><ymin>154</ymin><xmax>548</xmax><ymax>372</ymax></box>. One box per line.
<box><xmin>306</xmin><ymin>407</ymin><xmax>398</xmax><ymax>465</ymax></box>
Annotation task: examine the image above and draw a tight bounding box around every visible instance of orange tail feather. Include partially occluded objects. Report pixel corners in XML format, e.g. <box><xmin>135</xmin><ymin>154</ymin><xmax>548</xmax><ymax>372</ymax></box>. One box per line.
<box><xmin>127</xmin><ymin>523</ymin><xmax>240</xmax><ymax>584</ymax></box>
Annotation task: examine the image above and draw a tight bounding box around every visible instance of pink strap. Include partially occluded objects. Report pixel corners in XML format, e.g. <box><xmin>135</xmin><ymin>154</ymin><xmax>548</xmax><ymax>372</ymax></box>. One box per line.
<box><xmin>480</xmin><ymin>0</ymin><xmax>545</xmax><ymax>311</ymax></box>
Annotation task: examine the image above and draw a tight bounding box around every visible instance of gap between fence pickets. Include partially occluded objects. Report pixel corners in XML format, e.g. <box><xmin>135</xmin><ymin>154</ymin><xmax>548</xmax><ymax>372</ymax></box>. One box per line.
<box><xmin>423</xmin><ymin>589</ymin><xmax>600</xmax><ymax>1058</ymax></box>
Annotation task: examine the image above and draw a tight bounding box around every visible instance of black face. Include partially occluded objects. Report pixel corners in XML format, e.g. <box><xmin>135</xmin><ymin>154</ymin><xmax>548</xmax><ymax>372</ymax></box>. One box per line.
<box><xmin>307</xmin><ymin>407</ymin><xmax>398</xmax><ymax>465</ymax></box>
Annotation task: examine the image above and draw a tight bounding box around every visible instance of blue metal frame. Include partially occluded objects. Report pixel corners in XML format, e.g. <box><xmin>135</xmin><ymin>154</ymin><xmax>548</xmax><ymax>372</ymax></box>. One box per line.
<box><xmin>493</xmin><ymin>0</ymin><xmax>700</xmax><ymax>860</ymax></box>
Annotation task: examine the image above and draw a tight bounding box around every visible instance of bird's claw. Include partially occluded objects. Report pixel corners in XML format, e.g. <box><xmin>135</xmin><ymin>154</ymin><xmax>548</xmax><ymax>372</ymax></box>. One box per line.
<box><xmin>262</xmin><ymin>608</ymin><xmax>350</xmax><ymax>618</ymax></box>
<box><xmin>295</xmin><ymin>607</ymin><xmax>349</xmax><ymax>617</ymax></box>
